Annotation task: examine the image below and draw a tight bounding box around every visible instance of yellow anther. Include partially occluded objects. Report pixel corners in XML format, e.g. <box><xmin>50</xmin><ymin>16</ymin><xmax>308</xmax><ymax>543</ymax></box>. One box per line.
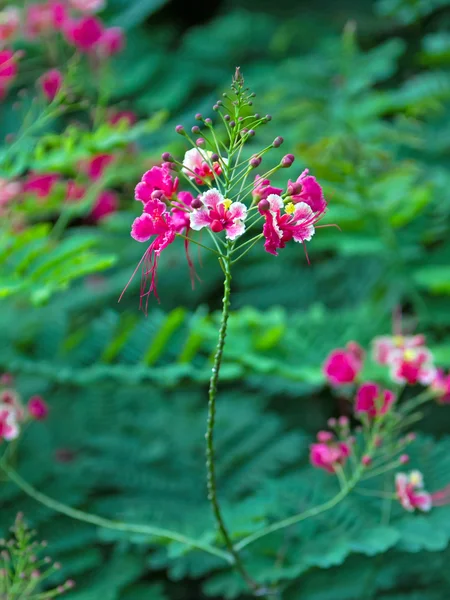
<box><xmin>222</xmin><ymin>198</ymin><xmax>232</xmax><ymax>210</ymax></box>
<box><xmin>409</xmin><ymin>471</ymin><xmax>423</xmax><ymax>487</ymax></box>
<box><xmin>285</xmin><ymin>202</ymin><xmax>295</xmax><ymax>215</ymax></box>
<box><xmin>404</xmin><ymin>349</ymin><xmax>416</xmax><ymax>361</ymax></box>
<box><xmin>393</xmin><ymin>335</ymin><xmax>404</xmax><ymax>347</ymax></box>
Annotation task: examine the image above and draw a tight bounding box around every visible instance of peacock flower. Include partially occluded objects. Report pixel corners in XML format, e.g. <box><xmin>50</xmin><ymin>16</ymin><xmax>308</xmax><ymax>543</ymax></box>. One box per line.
<box><xmin>135</xmin><ymin>165</ymin><xmax>179</xmax><ymax>203</ymax></box>
<box><xmin>355</xmin><ymin>382</ymin><xmax>396</xmax><ymax>418</ymax></box>
<box><xmin>396</xmin><ymin>471</ymin><xmax>432</xmax><ymax>512</ymax></box>
<box><xmin>252</xmin><ymin>175</ymin><xmax>282</xmax><ymax>201</ymax></box>
<box><xmin>287</xmin><ymin>169</ymin><xmax>327</xmax><ymax>215</ymax></box>
<box><xmin>83</xmin><ymin>153</ymin><xmax>115</xmax><ymax>181</ymax></box>
<box><xmin>373</xmin><ymin>334</ymin><xmax>426</xmax><ymax>366</ymax></box>
<box><xmin>28</xmin><ymin>396</ymin><xmax>48</xmax><ymax>420</ymax></box>
<box><xmin>190</xmin><ymin>188</ymin><xmax>247</xmax><ymax>240</ymax></box>
<box><xmin>258</xmin><ymin>194</ymin><xmax>323</xmax><ymax>256</ymax></box>
<box><xmin>310</xmin><ymin>432</ymin><xmax>351</xmax><ymax>474</ymax></box>
<box><xmin>124</xmin><ymin>199</ymin><xmax>177</xmax><ymax>310</ymax></box>
<box><xmin>23</xmin><ymin>173</ymin><xmax>59</xmax><ymax>198</ymax></box>
<box><xmin>90</xmin><ymin>190</ymin><xmax>118</xmax><ymax>221</ymax></box>
<box><xmin>0</xmin><ymin>406</ymin><xmax>19</xmax><ymax>442</ymax></box>
<box><xmin>64</xmin><ymin>15</ymin><xmax>103</xmax><ymax>51</ymax></box>
<box><xmin>70</xmin><ymin>0</ymin><xmax>106</xmax><ymax>12</ymax></box>
<box><xmin>40</xmin><ymin>69</ymin><xmax>63</xmax><ymax>102</ymax></box>
<box><xmin>323</xmin><ymin>342</ymin><xmax>364</xmax><ymax>386</ymax></box>
<box><xmin>25</xmin><ymin>1</ymin><xmax>66</xmax><ymax>38</ymax></box>
<box><xmin>182</xmin><ymin>149</ymin><xmax>223</xmax><ymax>185</ymax></box>
<box><xmin>0</xmin><ymin>7</ymin><xmax>20</xmax><ymax>45</ymax></box>
<box><xmin>430</xmin><ymin>370</ymin><xmax>450</xmax><ymax>404</ymax></box>
<box><xmin>0</xmin><ymin>49</ymin><xmax>17</xmax><ymax>98</ymax></box>
<box><xmin>97</xmin><ymin>27</ymin><xmax>124</xmax><ymax>57</ymax></box>
<box><xmin>171</xmin><ymin>191</ymin><xmax>194</xmax><ymax>233</ymax></box>
<box><xmin>390</xmin><ymin>347</ymin><xmax>436</xmax><ymax>386</ymax></box>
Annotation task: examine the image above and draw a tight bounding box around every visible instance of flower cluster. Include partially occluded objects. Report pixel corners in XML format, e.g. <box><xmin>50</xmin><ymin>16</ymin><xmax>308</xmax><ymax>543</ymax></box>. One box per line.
<box><xmin>315</xmin><ymin>316</ymin><xmax>450</xmax><ymax>513</ymax></box>
<box><xmin>0</xmin><ymin>513</ymin><xmax>75</xmax><ymax>597</ymax></box>
<box><xmin>123</xmin><ymin>70</ymin><xmax>331</xmax><ymax>310</ymax></box>
<box><xmin>0</xmin><ymin>373</ymin><xmax>48</xmax><ymax>444</ymax></box>
<box><xmin>0</xmin><ymin>0</ymin><xmax>124</xmax><ymax>101</ymax></box>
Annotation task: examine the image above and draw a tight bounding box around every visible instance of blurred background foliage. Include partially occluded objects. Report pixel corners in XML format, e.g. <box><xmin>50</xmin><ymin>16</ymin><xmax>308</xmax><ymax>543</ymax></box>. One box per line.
<box><xmin>2</xmin><ymin>0</ymin><xmax>450</xmax><ymax>598</ymax></box>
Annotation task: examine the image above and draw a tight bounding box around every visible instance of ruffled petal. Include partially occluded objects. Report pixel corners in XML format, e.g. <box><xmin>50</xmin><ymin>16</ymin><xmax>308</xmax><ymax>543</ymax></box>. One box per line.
<box><xmin>190</xmin><ymin>208</ymin><xmax>212</xmax><ymax>230</ymax></box>
<box><xmin>131</xmin><ymin>213</ymin><xmax>156</xmax><ymax>242</ymax></box>
<box><xmin>227</xmin><ymin>201</ymin><xmax>247</xmax><ymax>221</ymax></box>
<box><xmin>201</xmin><ymin>188</ymin><xmax>223</xmax><ymax>210</ymax></box>
<box><xmin>225</xmin><ymin>220</ymin><xmax>245</xmax><ymax>240</ymax></box>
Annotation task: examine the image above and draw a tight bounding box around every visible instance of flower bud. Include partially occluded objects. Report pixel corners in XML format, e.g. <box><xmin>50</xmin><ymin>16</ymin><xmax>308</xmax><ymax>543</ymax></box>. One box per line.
<box><xmin>191</xmin><ymin>125</ymin><xmax>200</xmax><ymax>134</ymax></box>
<box><xmin>327</xmin><ymin>418</ymin><xmax>337</xmax><ymax>428</ymax></box>
<box><xmin>195</xmin><ymin>113</ymin><xmax>202</xmax><ymax>120</ymax></box>
<box><xmin>175</xmin><ymin>124</ymin><xmax>184</xmax><ymax>134</ymax></box>
<box><xmin>281</xmin><ymin>154</ymin><xmax>295</xmax><ymax>168</ymax></box>
<box><xmin>213</xmin><ymin>104</ymin><xmax>219</xmax><ymax>111</ymax></box>
<box><xmin>224</xmin><ymin>114</ymin><xmax>230</xmax><ymax>121</ymax></box>
<box><xmin>338</xmin><ymin>416</ymin><xmax>349</xmax><ymax>427</ymax></box>
<box><xmin>265</xmin><ymin>114</ymin><xmax>272</xmax><ymax>121</ymax></box>
<box><xmin>161</xmin><ymin>152</ymin><xmax>173</xmax><ymax>162</ymax></box>
<box><xmin>211</xmin><ymin>153</ymin><xmax>219</xmax><ymax>162</ymax></box>
<box><xmin>361</xmin><ymin>455</ymin><xmax>372</xmax><ymax>466</ymax></box>
<box><xmin>273</xmin><ymin>136</ymin><xmax>284</xmax><ymax>148</ymax></box>
<box><xmin>400</xmin><ymin>454</ymin><xmax>410</xmax><ymax>464</ymax></box>
<box><xmin>205</xmin><ymin>118</ymin><xmax>212</xmax><ymax>126</ymax></box>
<box><xmin>196</xmin><ymin>138</ymin><xmax>205</xmax><ymax>147</ymax></box>
<box><xmin>317</xmin><ymin>431</ymin><xmax>334</xmax><ymax>443</ymax></box>
<box><xmin>287</xmin><ymin>181</ymin><xmax>302</xmax><ymax>196</ymax></box>
<box><xmin>191</xmin><ymin>197</ymin><xmax>203</xmax><ymax>209</ymax></box>
<box><xmin>249</xmin><ymin>156</ymin><xmax>261</xmax><ymax>168</ymax></box>
<box><xmin>406</xmin><ymin>432</ymin><xmax>416</xmax><ymax>442</ymax></box>
<box><xmin>258</xmin><ymin>199</ymin><xmax>270</xmax><ymax>212</ymax></box>
<box><xmin>248</xmin><ymin>129</ymin><xmax>255</xmax><ymax>136</ymax></box>
<box><xmin>229</xmin><ymin>120</ymin><xmax>236</xmax><ymax>128</ymax></box>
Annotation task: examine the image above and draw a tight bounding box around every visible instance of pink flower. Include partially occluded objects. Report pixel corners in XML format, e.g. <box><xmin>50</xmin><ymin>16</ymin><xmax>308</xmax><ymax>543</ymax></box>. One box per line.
<box><xmin>323</xmin><ymin>343</ymin><xmax>364</xmax><ymax>386</ymax></box>
<box><xmin>97</xmin><ymin>27</ymin><xmax>124</xmax><ymax>57</ymax></box>
<box><xmin>0</xmin><ymin>7</ymin><xmax>20</xmax><ymax>44</ymax></box>
<box><xmin>28</xmin><ymin>395</ymin><xmax>48</xmax><ymax>420</ymax></box>
<box><xmin>66</xmin><ymin>180</ymin><xmax>86</xmax><ymax>202</ymax></box>
<box><xmin>0</xmin><ymin>406</ymin><xmax>19</xmax><ymax>442</ymax></box>
<box><xmin>252</xmin><ymin>175</ymin><xmax>282</xmax><ymax>201</ymax></box>
<box><xmin>40</xmin><ymin>69</ymin><xmax>63</xmax><ymax>101</ymax></box>
<box><xmin>355</xmin><ymin>382</ymin><xmax>396</xmax><ymax>417</ymax></box>
<box><xmin>135</xmin><ymin>165</ymin><xmax>178</xmax><ymax>203</ymax></box>
<box><xmin>90</xmin><ymin>189</ymin><xmax>118</xmax><ymax>221</ymax></box>
<box><xmin>259</xmin><ymin>194</ymin><xmax>322</xmax><ymax>256</ymax></box>
<box><xmin>390</xmin><ymin>347</ymin><xmax>436</xmax><ymax>386</ymax></box>
<box><xmin>65</xmin><ymin>15</ymin><xmax>103</xmax><ymax>52</ymax></box>
<box><xmin>431</xmin><ymin>370</ymin><xmax>450</xmax><ymax>403</ymax></box>
<box><xmin>396</xmin><ymin>471</ymin><xmax>432</xmax><ymax>512</ymax></box>
<box><xmin>430</xmin><ymin>484</ymin><xmax>450</xmax><ymax>507</ymax></box>
<box><xmin>190</xmin><ymin>188</ymin><xmax>247</xmax><ymax>240</ymax></box>
<box><xmin>310</xmin><ymin>432</ymin><xmax>351</xmax><ymax>474</ymax></box>
<box><xmin>171</xmin><ymin>191</ymin><xmax>194</xmax><ymax>233</ymax></box>
<box><xmin>124</xmin><ymin>199</ymin><xmax>177</xmax><ymax>309</ymax></box>
<box><xmin>287</xmin><ymin>169</ymin><xmax>327</xmax><ymax>215</ymax></box>
<box><xmin>70</xmin><ymin>0</ymin><xmax>105</xmax><ymax>12</ymax></box>
<box><xmin>0</xmin><ymin>178</ymin><xmax>21</xmax><ymax>207</ymax></box>
<box><xmin>108</xmin><ymin>110</ymin><xmax>137</xmax><ymax>127</ymax></box>
<box><xmin>23</xmin><ymin>173</ymin><xmax>59</xmax><ymax>198</ymax></box>
<box><xmin>0</xmin><ymin>49</ymin><xmax>17</xmax><ymax>98</ymax></box>
<box><xmin>182</xmin><ymin>149</ymin><xmax>223</xmax><ymax>185</ymax></box>
<box><xmin>83</xmin><ymin>153</ymin><xmax>115</xmax><ymax>181</ymax></box>
<box><xmin>25</xmin><ymin>1</ymin><xmax>66</xmax><ymax>38</ymax></box>
<box><xmin>0</xmin><ymin>373</ymin><xmax>14</xmax><ymax>386</ymax></box>
<box><xmin>373</xmin><ymin>334</ymin><xmax>426</xmax><ymax>366</ymax></box>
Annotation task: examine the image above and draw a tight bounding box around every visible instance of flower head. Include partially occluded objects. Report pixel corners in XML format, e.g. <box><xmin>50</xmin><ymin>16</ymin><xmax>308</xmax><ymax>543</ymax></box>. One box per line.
<box><xmin>83</xmin><ymin>153</ymin><xmax>115</xmax><ymax>181</ymax></box>
<box><xmin>70</xmin><ymin>0</ymin><xmax>105</xmax><ymax>12</ymax></box>
<box><xmin>182</xmin><ymin>149</ymin><xmax>223</xmax><ymax>185</ymax></box>
<box><xmin>252</xmin><ymin>175</ymin><xmax>282</xmax><ymax>201</ymax></box>
<box><xmin>390</xmin><ymin>347</ymin><xmax>436</xmax><ymax>386</ymax></box>
<box><xmin>373</xmin><ymin>334</ymin><xmax>426</xmax><ymax>366</ymax></box>
<box><xmin>355</xmin><ymin>382</ymin><xmax>395</xmax><ymax>417</ymax></box>
<box><xmin>396</xmin><ymin>471</ymin><xmax>432</xmax><ymax>512</ymax></box>
<box><xmin>90</xmin><ymin>190</ymin><xmax>118</xmax><ymax>222</ymax></box>
<box><xmin>97</xmin><ymin>27</ymin><xmax>124</xmax><ymax>57</ymax></box>
<box><xmin>431</xmin><ymin>370</ymin><xmax>450</xmax><ymax>404</ymax></box>
<box><xmin>23</xmin><ymin>173</ymin><xmax>59</xmax><ymax>198</ymax></box>
<box><xmin>323</xmin><ymin>342</ymin><xmax>364</xmax><ymax>386</ymax></box>
<box><xmin>259</xmin><ymin>194</ymin><xmax>322</xmax><ymax>256</ymax></box>
<box><xmin>190</xmin><ymin>188</ymin><xmax>247</xmax><ymax>240</ymax></box>
<box><xmin>0</xmin><ymin>7</ymin><xmax>20</xmax><ymax>45</ymax></box>
<box><xmin>310</xmin><ymin>431</ymin><xmax>351</xmax><ymax>473</ymax></box>
<box><xmin>25</xmin><ymin>1</ymin><xmax>66</xmax><ymax>38</ymax></box>
<box><xmin>287</xmin><ymin>169</ymin><xmax>327</xmax><ymax>215</ymax></box>
<box><xmin>0</xmin><ymin>406</ymin><xmax>19</xmax><ymax>442</ymax></box>
<box><xmin>135</xmin><ymin>165</ymin><xmax>178</xmax><ymax>203</ymax></box>
<box><xmin>65</xmin><ymin>15</ymin><xmax>103</xmax><ymax>51</ymax></box>
<box><xmin>0</xmin><ymin>49</ymin><xmax>17</xmax><ymax>98</ymax></box>
<box><xmin>28</xmin><ymin>396</ymin><xmax>48</xmax><ymax>420</ymax></box>
<box><xmin>40</xmin><ymin>69</ymin><xmax>63</xmax><ymax>102</ymax></box>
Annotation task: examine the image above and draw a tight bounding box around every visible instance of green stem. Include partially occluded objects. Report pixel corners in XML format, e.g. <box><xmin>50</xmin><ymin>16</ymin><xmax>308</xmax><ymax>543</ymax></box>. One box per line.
<box><xmin>205</xmin><ymin>242</ymin><xmax>263</xmax><ymax>594</ymax></box>
<box><xmin>0</xmin><ymin>460</ymin><xmax>231</xmax><ymax>564</ymax></box>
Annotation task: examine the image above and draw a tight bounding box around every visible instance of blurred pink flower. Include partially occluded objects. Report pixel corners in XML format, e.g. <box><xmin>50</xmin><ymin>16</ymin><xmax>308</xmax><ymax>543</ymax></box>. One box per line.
<box><xmin>390</xmin><ymin>347</ymin><xmax>436</xmax><ymax>385</ymax></box>
<box><xmin>90</xmin><ymin>189</ymin><xmax>118</xmax><ymax>221</ymax></box>
<box><xmin>97</xmin><ymin>27</ymin><xmax>124</xmax><ymax>57</ymax></box>
<box><xmin>28</xmin><ymin>395</ymin><xmax>48</xmax><ymax>420</ymax></box>
<box><xmin>84</xmin><ymin>153</ymin><xmax>115</xmax><ymax>180</ymax></box>
<box><xmin>108</xmin><ymin>110</ymin><xmax>137</xmax><ymax>127</ymax></box>
<box><xmin>310</xmin><ymin>433</ymin><xmax>351</xmax><ymax>474</ymax></box>
<box><xmin>25</xmin><ymin>1</ymin><xmax>66</xmax><ymax>38</ymax></box>
<box><xmin>0</xmin><ymin>406</ymin><xmax>19</xmax><ymax>442</ymax></box>
<box><xmin>66</xmin><ymin>180</ymin><xmax>86</xmax><ymax>202</ymax></box>
<box><xmin>65</xmin><ymin>15</ymin><xmax>103</xmax><ymax>51</ymax></box>
<box><xmin>0</xmin><ymin>178</ymin><xmax>21</xmax><ymax>207</ymax></box>
<box><xmin>373</xmin><ymin>334</ymin><xmax>426</xmax><ymax>366</ymax></box>
<box><xmin>431</xmin><ymin>370</ymin><xmax>450</xmax><ymax>403</ymax></box>
<box><xmin>355</xmin><ymin>382</ymin><xmax>395</xmax><ymax>417</ymax></box>
<box><xmin>396</xmin><ymin>471</ymin><xmax>432</xmax><ymax>512</ymax></box>
<box><xmin>323</xmin><ymin>342</ymin><xmax>364</xmax><ymax>386</ymax></box>
<box><xmin>40</xmin><ymin>68</ymin><xmax>63</xmax><ymax>101</ymax></box>
<box><xmin>0</xmin><ymin>7</ymin><xmax>20</xmax><ymax>45</ymax></box>
<box><xmin>23</xmin><ymin>173</ymin><xmax>59</xmax><ymax>198</ymax></box>
<box><xmin>70</xmin><ymin>0</ymin><xmax>105</xmax><ymax>13</ymax></box>
<box><xmin>0</xmin><ymin>49</ymin><xmax>17</xmax><ymax>98</ymax></box>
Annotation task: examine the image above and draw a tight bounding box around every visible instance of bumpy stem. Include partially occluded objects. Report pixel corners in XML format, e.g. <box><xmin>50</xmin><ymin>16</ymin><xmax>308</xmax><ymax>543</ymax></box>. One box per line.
<box><xmin>205</xmin><ymin>243</ymin><xmax>264</xmax><ymax>594</ymax></box>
